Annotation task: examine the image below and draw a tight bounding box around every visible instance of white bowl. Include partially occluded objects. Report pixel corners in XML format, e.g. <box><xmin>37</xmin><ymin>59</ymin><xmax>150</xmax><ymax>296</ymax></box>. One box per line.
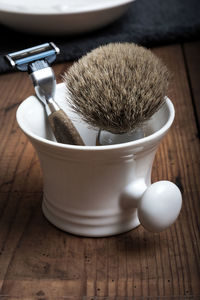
<box><xmin>0</xmin><ymin>0</ymin><xmax>135</xmax><ymax>35</ymax></box>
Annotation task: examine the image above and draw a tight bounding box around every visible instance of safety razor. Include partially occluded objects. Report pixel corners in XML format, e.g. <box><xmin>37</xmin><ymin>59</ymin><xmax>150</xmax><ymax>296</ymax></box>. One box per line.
<box><xmin>6</xmin><ymin>42</ymin><xmax>84</xmax><ymax>146</ymax></box>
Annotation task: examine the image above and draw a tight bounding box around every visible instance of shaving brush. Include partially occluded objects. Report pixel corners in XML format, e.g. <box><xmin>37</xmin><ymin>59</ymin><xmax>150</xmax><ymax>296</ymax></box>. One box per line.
<box><xmin>64</xmin><ymin>43</ymin><xmax>170</xmax><ymax>142</ymax></box>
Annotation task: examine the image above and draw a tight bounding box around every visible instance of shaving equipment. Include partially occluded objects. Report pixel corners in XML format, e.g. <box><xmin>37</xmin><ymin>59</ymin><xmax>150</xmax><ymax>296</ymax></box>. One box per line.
<box><xmin>64</xmin><ymin>43</ymin><xmax>170</xmax><ymax>145</ymax></box>
<box><xmin>6</xmin><ymin>42</ymin><xmax>84</xmax><ymax>146</ymax></box>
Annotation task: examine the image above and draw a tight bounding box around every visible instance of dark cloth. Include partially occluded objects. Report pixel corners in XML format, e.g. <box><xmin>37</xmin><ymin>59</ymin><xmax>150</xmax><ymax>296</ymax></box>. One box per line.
<box><xmin>0</xmin><ymin>0</ymin><xmax>199</xmax><ymax>73</ymax></box>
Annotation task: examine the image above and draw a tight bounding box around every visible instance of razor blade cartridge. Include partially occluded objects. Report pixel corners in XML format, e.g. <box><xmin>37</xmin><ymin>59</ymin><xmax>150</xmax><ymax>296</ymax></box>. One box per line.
<box><xmin>6</xmin><ymin>42</ymin><xmax>60</xmax><ymax>72</ymax></box>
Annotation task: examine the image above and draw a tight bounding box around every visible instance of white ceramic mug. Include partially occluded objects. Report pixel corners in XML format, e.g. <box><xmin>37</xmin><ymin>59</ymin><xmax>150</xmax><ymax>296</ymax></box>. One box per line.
<box><xmin>16</xmin><ymin>83</ymin><xmax>182</xmax><ymax>237</ymax></box>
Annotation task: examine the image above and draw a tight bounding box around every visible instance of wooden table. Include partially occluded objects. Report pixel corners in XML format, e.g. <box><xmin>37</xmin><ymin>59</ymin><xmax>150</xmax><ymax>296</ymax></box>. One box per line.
<box><xmin>0</xmin><ymin>41</ymin><xmax>199</xmax><ymax>299</ymax></box>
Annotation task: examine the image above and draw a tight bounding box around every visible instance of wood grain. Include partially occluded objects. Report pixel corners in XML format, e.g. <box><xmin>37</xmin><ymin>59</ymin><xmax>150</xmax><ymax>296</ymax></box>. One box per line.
<box><xmin>0</xmin><ymin>45</ymin><xmax>199</xmax><ymax>299</ymax></box>
<box><xmin>48</xmin><ymin>109</ymin><xmax>85</xmax><ymax>145</ymax></box>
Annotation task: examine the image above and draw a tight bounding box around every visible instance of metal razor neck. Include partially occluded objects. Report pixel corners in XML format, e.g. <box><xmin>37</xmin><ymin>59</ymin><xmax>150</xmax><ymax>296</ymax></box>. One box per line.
<box><xmin>29</xmin><ymin>63</ymin><xmax>57</xmax><ymax>105</ymax></box>
<box><xmin>45</xmin><ymin>98</ymin><xmax>60</xmax><ymax>116</ymax></box>
<box><xmin>28</xmin><ymin>60</ymin><xmax>49</xmax><ymax>73</ymax></box>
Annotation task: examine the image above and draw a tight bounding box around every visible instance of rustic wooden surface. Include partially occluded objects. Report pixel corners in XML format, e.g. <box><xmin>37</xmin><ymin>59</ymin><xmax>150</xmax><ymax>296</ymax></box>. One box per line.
<box><xmin>0</xmin><ymin>42</ymin><xmax>199</xmax><ymax>299</ymax></box>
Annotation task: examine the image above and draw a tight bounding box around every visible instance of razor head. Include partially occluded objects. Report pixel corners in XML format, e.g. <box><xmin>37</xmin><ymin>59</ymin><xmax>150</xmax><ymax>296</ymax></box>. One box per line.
<box><xmin>6</xmin><ymin>42</ymin><xmax>60</xmax><ymax>72</ymax></box>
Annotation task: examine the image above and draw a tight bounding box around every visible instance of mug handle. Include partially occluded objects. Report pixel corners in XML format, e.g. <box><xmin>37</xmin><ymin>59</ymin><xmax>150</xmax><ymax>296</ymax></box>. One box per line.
<box><xmin>123</xmin><ymin>180</ymin><xmax>182</xmax><ymax>232</ymax></box>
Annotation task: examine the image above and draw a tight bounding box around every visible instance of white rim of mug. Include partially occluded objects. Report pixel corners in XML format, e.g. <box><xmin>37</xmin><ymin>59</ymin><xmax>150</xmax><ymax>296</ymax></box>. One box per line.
<box><xmin>16</xmin><ymin>96</ymin><xmax>175</xmax><ymax>152</ymax></box>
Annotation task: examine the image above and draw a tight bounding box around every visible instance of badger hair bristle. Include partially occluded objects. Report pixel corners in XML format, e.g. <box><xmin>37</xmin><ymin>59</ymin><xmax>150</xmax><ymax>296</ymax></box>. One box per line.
<box><xmin>64</xmin><ymin>43</ymin><xmax>170</xmax><ymax>134</ymax></box>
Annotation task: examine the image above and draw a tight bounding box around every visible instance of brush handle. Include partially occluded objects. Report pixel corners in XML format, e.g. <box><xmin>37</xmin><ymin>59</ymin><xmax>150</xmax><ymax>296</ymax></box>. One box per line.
<box><xmin>48</xmin><ymin>109</ymin><xmax>85</xmax><ymax>145</ymax></box>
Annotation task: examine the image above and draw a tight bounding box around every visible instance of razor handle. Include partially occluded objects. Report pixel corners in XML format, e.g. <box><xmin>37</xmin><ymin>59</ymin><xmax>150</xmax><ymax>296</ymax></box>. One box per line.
<box><xmin>29</xmin><ymin>61</ymin><xmax>85</xmax><ymax>146</ymax></box>
<box><xmin>47</xmin><ymin>101</ymin><xmax>84</xmax><ymax>145</ymax></box>
<box><xmin>6</xmin><ymin>42</ymin><xmax>84</xmax><ymax>146</ymax></box>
